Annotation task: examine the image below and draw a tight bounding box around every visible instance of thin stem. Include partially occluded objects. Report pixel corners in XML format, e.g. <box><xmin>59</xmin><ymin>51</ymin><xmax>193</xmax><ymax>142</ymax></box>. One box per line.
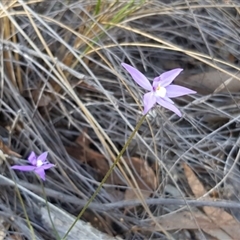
<box><xmin>63</xmin><ymin>114</ymin><xmax>146</xmax><ymax>239</ymax></box>
<box><xmin>41</xmin><ymin>181</ymin><xmax>61</xmax><ymax>240</ymax></box>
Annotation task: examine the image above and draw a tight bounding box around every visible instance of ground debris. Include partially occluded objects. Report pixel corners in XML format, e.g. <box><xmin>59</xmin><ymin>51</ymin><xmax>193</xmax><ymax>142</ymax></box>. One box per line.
<box><xmin>41</xmin><ymin>205</ymin><xmax>121</xmax><ymax>240</ymax></box>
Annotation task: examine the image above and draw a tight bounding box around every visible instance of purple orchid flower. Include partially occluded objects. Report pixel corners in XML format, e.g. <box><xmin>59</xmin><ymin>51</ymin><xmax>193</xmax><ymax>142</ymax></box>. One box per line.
<box><xmin>121</xmin><ymin>63</ymin><xmax>196</xmax><ymax>117</ymax></box>
<box><xmin>11</xmin><ymin>151</ymin><xmax>54</xmax><ymax>180</ymax></box>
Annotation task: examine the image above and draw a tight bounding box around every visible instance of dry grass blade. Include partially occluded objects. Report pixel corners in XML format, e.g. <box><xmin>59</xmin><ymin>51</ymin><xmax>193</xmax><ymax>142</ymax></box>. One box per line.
<box><xmin>0</xmin><ymin>0</ymin><xmax>240</xmax><ymax>239</ymax></box>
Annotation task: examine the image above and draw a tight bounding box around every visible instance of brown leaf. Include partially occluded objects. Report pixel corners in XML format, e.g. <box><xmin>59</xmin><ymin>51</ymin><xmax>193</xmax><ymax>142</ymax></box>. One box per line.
<box><xmin>183</xmin><ymin>163</ymin><xmax>205</xmax><ymax>198</ymax></box>
<box><xmin>176</xmin><ymin>71</ymin><xmax>240</xmax><ymax>94</ymax></box>
<box><xmin>66</xmin><ymin>132</ymin><xmax>157</xmax><ymax>202</ymax></box>
<box><xmin>0</xmin><ymin>140</ymin><xmax>21</xmax><ymax>158</ymax></box>
<box><xmin>65</xmin><ymin>130</ymin><xmax>109</xmax><ymax>179</ymax></box>
<box><xmin>183</xmin><ymin>163</ymin><xmax>240</xmax><ymax>239</ymax></box>
<box><xmin>31</xmin><ymin>90</ymin><xmax>52</xmax><ymax>107</ymax></box>
<box><xmin>66</xmin><ymin>143</ymin><xmax>108</xmax><ymax>179</ymax></box>
<box><xmin>156</xmin><ymin>211</ymin><xmax>233</xmax><ymax>240</ymax></box>
<box><xmin>127</xmin><ymin>157</ymin><xmax>157</xmax><ymax>190</ymax></box>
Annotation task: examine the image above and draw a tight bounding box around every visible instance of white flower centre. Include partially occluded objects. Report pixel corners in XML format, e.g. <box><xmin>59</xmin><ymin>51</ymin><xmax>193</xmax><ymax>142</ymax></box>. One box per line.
<box><xmin>155</xmin><ymin>85</ymin><xmax>166</xmax><ymax>98</ymax></box>
<box><xmin>36</xmin><ymin>159</ymin><xmax>43</xmax><ymax>167</ymax></box>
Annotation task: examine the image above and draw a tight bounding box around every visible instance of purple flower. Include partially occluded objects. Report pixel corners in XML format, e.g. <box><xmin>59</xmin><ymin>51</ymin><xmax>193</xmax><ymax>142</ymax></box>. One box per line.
<box><xmin>11</xmin><ymin>151</ymin><xmax>54</xmax><ymax>180</ymax></box>
<box><xmin>121</xmin><ymin>63</ymin><xmax>196</xmax><ymax>117</ymax></box>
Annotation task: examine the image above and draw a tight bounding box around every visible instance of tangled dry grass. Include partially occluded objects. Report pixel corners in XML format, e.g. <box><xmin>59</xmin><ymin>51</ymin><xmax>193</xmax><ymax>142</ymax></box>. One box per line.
<box><xmin>1</xmin><ymin>0</ymin><xmax>240</xmax><ymax>239</ymax></box>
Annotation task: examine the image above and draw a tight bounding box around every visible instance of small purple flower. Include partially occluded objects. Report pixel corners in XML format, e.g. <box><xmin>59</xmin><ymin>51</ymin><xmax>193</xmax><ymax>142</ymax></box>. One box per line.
<box><xmin>11</xmin><ymin>151</ymin><xmax>54</xmax><ymax>180</ymax></box>
<box><xmin>121</xmin><ymin>63</ymin><xmax>196</xmax><ymax>117</ymax></box>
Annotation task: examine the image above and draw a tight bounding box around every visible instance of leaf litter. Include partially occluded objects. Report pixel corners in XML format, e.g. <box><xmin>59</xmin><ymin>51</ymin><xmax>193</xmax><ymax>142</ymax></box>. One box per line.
<box><xmin>183</xmin><ymin>163</ymin><xmax>240</xmax><ymax>239</ymax></box>
<box><xmin>1</xmin><ymin>1</ymin><xmax>240</xmax><ymax>239</ymax></box>
<box><xmin>66</xmin><ymin>130</ymin><xmax>157</xmax><ymax>203</ymax></box>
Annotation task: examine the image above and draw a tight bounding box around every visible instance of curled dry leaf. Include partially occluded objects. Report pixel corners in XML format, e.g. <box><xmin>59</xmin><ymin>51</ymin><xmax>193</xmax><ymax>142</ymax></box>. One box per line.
<box><xmin>121</xmin><ymin>157</ymin><xmax>157</xmax><ymax>201</ymax></box>
<box><xmin>183</xmin><ymin>163</ymin><xmax>240</xmax><ymax>239</ymax></box>
<box><xmin>66</xmin><ymin>133</ymin><xmax>109</xmax><ymax>179</ymax></box>
<box><xmin>0</xmin><ymin>140</ymin><xmax>21</xmax><ymax>158</ymax></box>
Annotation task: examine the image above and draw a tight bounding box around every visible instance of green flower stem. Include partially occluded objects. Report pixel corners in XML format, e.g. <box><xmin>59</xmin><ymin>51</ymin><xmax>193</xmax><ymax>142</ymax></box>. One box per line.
<box><xmin>41</xmin><ymin>181</ymin><xmax>61</xmax><ymax>240</ymax></box>
<box><xmin>63</xmin><ymin>114</ymin><xmax>146</xmax><ymax>239</ymax></box>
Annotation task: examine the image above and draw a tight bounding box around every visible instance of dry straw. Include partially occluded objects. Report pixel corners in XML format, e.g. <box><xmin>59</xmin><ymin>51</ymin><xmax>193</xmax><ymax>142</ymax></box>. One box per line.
<box><xmin>0</xmin><ymin>0</ymin><xmax>240</xmax><ymax>239</ymax></box>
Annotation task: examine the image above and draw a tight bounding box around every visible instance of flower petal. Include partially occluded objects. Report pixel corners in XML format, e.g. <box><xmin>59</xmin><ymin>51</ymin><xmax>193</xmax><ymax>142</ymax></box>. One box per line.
<box><xmin>166</xmin><ymin>85</ymin><xmax>196</xmax><ymax>98</ymax></box>
<box><xmin>34</xmin><ymin>168</ymin><xmax>46</xmax><ymax>180</ymax></box>
<box><xmin>162</xmin><ymin>96</ymin><xmax>174</xmax><ymax>104</ymax></box>
<box><xmin>28</xmin><ymin>151</ymin><xmax>37</xmax><ymax>165</ymax></box>
<box><xmin>157</xmin><ymin>68</ymin><xmax>183</xmax><ymax>87</ymax></box>
<box><xmin>37</xmin><ymin>151</ymin><xmax>48</xmax><ymax>163</ymax></box>
<box><xmin>121</xmin><ymin>63</ymin><xmax>152</xmax><ymax>91</ymax></box>
<box><xmin>156</xmin><ymin>98</ymin><xmax>182</xmax><ymax>117</ymax></box>
<box><xmin>143</xmin><ymin>92</ymin><xmax>157</xmax><ymax>114</ymax></box>
<box><xmin>11</xmin><ymin>165</ymin><xmax>36</xmax><ymax>171</ymax></box>
<box><xmin>41</xmin><ymin>163</ymin><xmax>55</xmax><ymax>170</ymax></box>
